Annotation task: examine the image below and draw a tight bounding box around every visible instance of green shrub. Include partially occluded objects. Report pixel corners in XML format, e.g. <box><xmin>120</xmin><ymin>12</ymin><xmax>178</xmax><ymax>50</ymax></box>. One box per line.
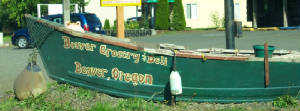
<box><xmin>210</xmin><ymin>11</ymin><xmax>224</xmax><ymax>28</ymax></box>
<box><xmin>155</xmin><ymin>0</ymin><xmax>170</xmax><ymax>30</ymax></box>
<box><xmin>125</xmin><ymin>21</ymin><xmax>139</xmax><ymax>29</ymax></box>
<box><xmin>140</xmin><ymin>16</ymin><xmax>150</xmax><ymax>29</ymax></box>
<box><xmin>112</xmin><ymin>20</ymin><xmax>117</xmax><ymax>32</ymax></box>
<box><xmin>272</xmin><ymin>95</ymin><xmax>298</xmax><ymax>108</ymax></box>
<box><xmin>104</xmin><ymin>19</ymin><xmax>111</xmax><ymax>30</ymax></box>
<box><xmin>171</xmin><ymin>0</ymin><xmax>186</xmax><ymax>30</ymax></box>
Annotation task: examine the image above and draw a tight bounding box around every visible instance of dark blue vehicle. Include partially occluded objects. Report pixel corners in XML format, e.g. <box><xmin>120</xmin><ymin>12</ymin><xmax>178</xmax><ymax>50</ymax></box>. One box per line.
<box><xmin>12</xmin><ymin>13</ymin><xmax>102</xmax><ymax>48</ymax></box>
<box><xmin>11</xmin><ymin>28</ymin><xmax>31</xmax><ymax>49</ymax></box>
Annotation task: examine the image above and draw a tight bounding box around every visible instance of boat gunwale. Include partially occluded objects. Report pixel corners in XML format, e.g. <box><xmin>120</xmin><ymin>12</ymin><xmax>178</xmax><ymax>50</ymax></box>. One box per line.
<box><xmin>26</xmin><ymin>14</ymin><xmax>249</xmax><ymax>61</ymax></box>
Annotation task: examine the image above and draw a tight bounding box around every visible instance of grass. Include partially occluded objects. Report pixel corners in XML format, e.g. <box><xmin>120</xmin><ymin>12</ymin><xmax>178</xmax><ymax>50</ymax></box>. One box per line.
<box><xmin>0</xmin><ymin>82</ymin><xmax>299</xmax><ymax>111</ymax></box>
<box><xmin>3</xmin><ymin>36</ymin><xmax>11</xmax><ymax>43</ymax></box>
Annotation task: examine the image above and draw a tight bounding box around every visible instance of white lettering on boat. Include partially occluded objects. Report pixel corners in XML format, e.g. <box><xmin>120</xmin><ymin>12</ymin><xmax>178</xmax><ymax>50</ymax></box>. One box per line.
<box><xmin>63</xmin><ymin>36</ymin><xmax>96</xmax><ymax>51</ymax></box>
<box><xmin>111</xmin><ymin>67</ymin><xmax>153</xmax><ymax>86</ymax></box>
<box><xmin>99</xmin><ymin>45</ymin><xmax>140</xmax><ymax>64</ymax></box>
<box><xmin>63</xmin><ymin>36</ymin><xmax>168</xmax><ymax>66</ymax></box>
<box><xmin>99</xmin><ymin>45</ymin><xmax>168</xmax><ymax>66</ymax></box>
<box><xmin>73</xmin><ymin>61</ymin><xmax>153</xmax><ymax>86</ymax></box>
<box><xmin>74</xmin><ymin>61</ymin><xmax>108</xmax><ymax>78</ymax></box>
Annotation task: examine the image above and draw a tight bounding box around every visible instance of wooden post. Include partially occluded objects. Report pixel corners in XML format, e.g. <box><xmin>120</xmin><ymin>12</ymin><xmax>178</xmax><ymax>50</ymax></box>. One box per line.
<box><xmin>252</xmin><ymin>0</ymin><xmax>258</xmax><ymax>28</ymax></box>
<box><xmin>283</xmin><ymin>0</ymin><xmax>288</xmax><ymax>27</ymax></box>
<box><xmin>116</xmin><ymin>6</ymin><xmax>125</xmax><ymax>38</ymax></box>
<box><xmin>171</xmin><ymin>96</ymin><xmax>176</xmax><ymax>106</ymax></box>
<box><xmin>264</xmin><ymin>42</ymin><xmax>269</xmax><ymax>88</ymax></box>
<box><xmin>63</xmin><ymin>0</ymin><xmax>70</xmax><ymax>23</ymax></box>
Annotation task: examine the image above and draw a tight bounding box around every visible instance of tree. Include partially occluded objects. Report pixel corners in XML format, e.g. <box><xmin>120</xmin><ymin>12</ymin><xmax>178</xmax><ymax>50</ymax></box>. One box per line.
<box><xmin>155</xmin><ymin>0</ymin><xmax>170</xmax><ymax>30</ymax></box>
<box><xmin>0</xmin><ymin>0</ymin><xmax>17</xmax><ymax>32</ymax></box>
<box><xmin>171</xmin><ymin>0</ymin><xmax>186</xmax><ymax>30</ymax></box>
<box><xmin>0</xmin><ymin>0</ymin><xmax>88</xmax><ymax>28</ymax></box>
<box><xmin>104</xmin><ymin>19</ymin><xmax>110</xmax><ymax>30</ymax></box>
<box><xmin>1</xmin><ymin>0</ymin><xmax>40</xmax><ymax>27</ymax></box>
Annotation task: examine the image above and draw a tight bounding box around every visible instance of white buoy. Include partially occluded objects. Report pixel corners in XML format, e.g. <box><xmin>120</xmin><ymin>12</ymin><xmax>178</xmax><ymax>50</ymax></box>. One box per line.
<box><xmin>169</xmin><ymin>49</ymin><xmax>182</xmax><ymax>95</ymax></box>
<box><xmin>170</xmin><ymin>70</ymin><xmax>182</xmax><ymax>95</ymax></box>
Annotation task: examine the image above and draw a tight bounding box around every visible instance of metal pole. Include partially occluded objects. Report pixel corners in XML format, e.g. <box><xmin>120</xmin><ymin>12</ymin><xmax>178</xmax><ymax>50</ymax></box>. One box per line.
<box><xmin>252</xmin><ymin>0</ymin><xmax>258</xmax><ymax>28</ymax></box>
<box><xmin>63</xmin><ymin>0</ymin><xmax>70</xmax><ymax>23</ymax></box>
<box><xmin>151</xmin><ymin>4</ymin><xmax>155</xmax><ymax>29</ymax></box>
<box><xmin>283</xmin><ymin>0</ymin><xmax>288</xmax><ymax>27</ymax></box>
<box><xmin>224</xmin><ymin>0</ymin><xmax>235</xmax><ymax>49</ymax></box>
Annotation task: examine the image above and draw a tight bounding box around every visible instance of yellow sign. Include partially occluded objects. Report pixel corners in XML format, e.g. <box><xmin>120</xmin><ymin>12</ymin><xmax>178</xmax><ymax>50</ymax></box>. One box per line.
<box><xmin>101</xmin><ymin>0</ymin><xmax>142</xmax><ymax>7</ymax></box>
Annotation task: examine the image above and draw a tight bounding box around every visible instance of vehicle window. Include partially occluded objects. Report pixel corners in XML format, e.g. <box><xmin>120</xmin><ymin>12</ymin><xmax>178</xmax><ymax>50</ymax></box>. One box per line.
<box><xmin>71</xmin><ymin>16</ymin><xmax>82</xmax><ymax>23</ymax></box>
<box><xmin>53</xmin><ymin>18</ymin><xmax>62</xmax><ymax>24</ymax></box>
<box><xmin>84</xmin><ymin>14</ymin><xmax>100</xmax><ymax>24</ymax></box>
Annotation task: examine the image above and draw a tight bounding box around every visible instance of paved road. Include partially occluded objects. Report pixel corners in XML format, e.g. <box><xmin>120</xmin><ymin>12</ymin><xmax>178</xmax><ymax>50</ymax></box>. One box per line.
<box><xmin>0</xmin><ymin>48</ymin><xmax>48</xmax><ymax>97</ymax></box>
<box><xmin>131</xmin><ymin>30</ymin><xmax>300</xmax><ymax>50</ymax></box>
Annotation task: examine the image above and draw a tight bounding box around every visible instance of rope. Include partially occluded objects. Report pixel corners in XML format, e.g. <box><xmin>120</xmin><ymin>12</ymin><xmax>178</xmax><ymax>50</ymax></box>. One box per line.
<box><xmin>28</xmin><ymin>48</ymin><xmax>38</xmax><ymax>71</ymax></box>
<box><xmin>147</xmin><ymin>89</ymin><xmax>164</xmax><ymax>101</ymax></box>
<box><xmin>234</xmin><ymin>48</ymin><xmax>239</xmax><ymax>56</ymax></box>
<box><xmin>201</xmin><ymin>54</ymin><xmax>207</xmax><ymax>61</ymax></box>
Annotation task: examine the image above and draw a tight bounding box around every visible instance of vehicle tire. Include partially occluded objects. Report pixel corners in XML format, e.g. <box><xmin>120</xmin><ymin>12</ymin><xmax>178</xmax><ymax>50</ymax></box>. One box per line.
<box><xmin>16</xmin><ymin>36</ymin><xmax>28</xmax><ymax>49</ymax></box>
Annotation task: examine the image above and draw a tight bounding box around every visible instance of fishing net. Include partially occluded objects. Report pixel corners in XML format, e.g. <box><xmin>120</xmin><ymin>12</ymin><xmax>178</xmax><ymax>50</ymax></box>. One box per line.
<box><xmin>25</xmin><ymin>15</ymin><xmax>60</xmax><ymax>48</ymax></box>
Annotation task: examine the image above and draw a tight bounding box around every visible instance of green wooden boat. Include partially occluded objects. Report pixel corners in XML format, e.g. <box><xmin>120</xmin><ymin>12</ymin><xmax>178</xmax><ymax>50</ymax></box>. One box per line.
<box><xmin>25</xmin><ymin>15</ymin><xmax>300</xmax><ymax>103</ymax></box>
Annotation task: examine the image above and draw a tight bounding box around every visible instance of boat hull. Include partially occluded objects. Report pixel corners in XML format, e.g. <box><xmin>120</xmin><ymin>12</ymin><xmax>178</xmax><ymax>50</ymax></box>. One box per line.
<box><xmin>26</xmin><ymin>15</ymin><xmax>300</xmax><ymax>103</ymax></box>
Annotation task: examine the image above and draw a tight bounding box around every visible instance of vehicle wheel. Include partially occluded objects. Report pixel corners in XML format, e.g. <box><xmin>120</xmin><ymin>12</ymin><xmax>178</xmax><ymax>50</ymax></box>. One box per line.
<box><xmin>16</xmin><ymin>36</ymin><xmax>28</xmax><ymax>49</ymax></box>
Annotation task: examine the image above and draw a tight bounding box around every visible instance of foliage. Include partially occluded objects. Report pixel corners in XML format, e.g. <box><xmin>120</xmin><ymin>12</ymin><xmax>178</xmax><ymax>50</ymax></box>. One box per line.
<box><xmin>272</xmin><ymin>95</ymin><xmax>298</xmax><ymax>108</ymax></box>
<box><xmin>125</xmin><ymin>21</ymin><xmax>140</xmax><ymax>29</ymax></box>
<box><xmin>76</xmin><ymin>87</ymin><xmax>96</xmax><ymax>100</ymax></box>
<box><xmin>104</xmin><ymin>19</ymin><xmax>110</xmax><ymax>30</ymax></box>
<box><xmin>210</xmin><ymin>11</ymin><xmax>225</xmax><ymax>28</ymax></box>
<box><xmin>171</xmin><ymin>0</ymin><xmax>186</xmax><ymax>31</ymax></box>
<box><xmin>118</xmin><ymin>98</ymin><xmax>160</xmax><ymax>111</ymax></box>
<box><xmin>3</xmin><ymin>36</ymin><xmax>11</xmax><ymax>43</ymax></box>
<box><xmin>56</xmin><ymin>83</ymin><xmax>71</xmax><ymax>92</ymax></box>
<box><xmin>140</xmin><ymin>13</ymin><xmax>150</xmax><ymax>29</ymax></box>
<box><xmin>0</xmin><ymin>96</ymin><xmax>18</xmax><ymax>111</ymax></box>
<box><xmin>112</xmin><ymin>20</ymin><xmax>117</xmax><ymax>31</ymax></box>
<box><xmin>89</xmin><ymin>102</ymin><xmax>116</xmax><ymax>111</ymax></box>
<box><xmin>155</xmin><ymin>0</ymin><xmax>170</xmax><ymax>30</ymax></box>
<box><xmin>0</xmin><ymin>0</ymin><xmax>88</xmax><ymax>28</ymax></box>
<box><xmin>0</xmin><ymin>91</ymin><xmax>73</xmax><ymax>111</ymax></box>
<box><xmin>217</xmin><ymin>107</ymin><xmax>246</xmax><ymax>111</ymax></box>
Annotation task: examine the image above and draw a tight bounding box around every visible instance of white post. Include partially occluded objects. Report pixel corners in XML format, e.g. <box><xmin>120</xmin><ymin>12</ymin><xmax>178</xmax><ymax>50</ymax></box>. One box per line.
<box><xmin>63</xmin><ymin>0</ymin><xmax>71</xmax><ymax>23</ymax></box>
<box><xmin>0</xmin><ymin>32</ymin><xmax>3</xmax><ymax>46</ymax></box>
<box><xmin>37</xmin><ymin>4</ymin><xmax>41</xmax><ymax>18</ymax></box>
<box><xmin>75</xmin><ymin>4</ymin><xmax>79</xmax><ymax>13</ymax></box>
